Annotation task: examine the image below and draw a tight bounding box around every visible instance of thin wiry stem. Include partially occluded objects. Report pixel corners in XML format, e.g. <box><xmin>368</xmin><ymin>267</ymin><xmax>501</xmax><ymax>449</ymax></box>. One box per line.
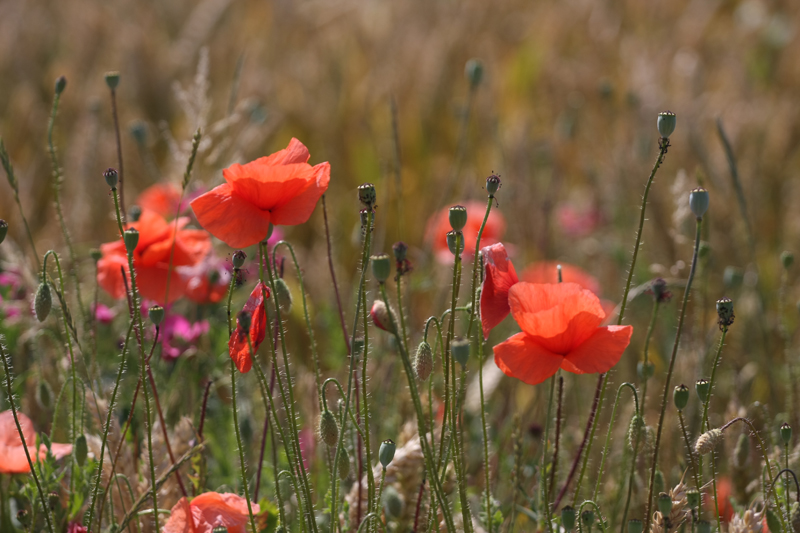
<box><xmin>0</xmin><ymin>140</ymin><xmax>40</xmax><ymax>268</ymax></box>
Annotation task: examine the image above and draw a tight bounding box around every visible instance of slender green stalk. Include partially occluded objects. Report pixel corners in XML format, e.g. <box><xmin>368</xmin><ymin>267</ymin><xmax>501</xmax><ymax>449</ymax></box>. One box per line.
<box><xmin>0</xmin><ymin>140</ymin><xmax>40</xmax><ymax>268</ymax></box>
<box><xmin>1</xmin><ymin>338</ymin><xmax>55</xmax><ymax>533</ymax></box>
<box><xmin>231</xmin><ymin>337</ymin><xmax>259</xmax><ymax>533</ymax></box>
<box><xmin>619</xmin><ymin>413</ymin><xmax>643</xmax><ymax>533</ymax></box>
<box><xmin>592</xmin><ymin>383</ymin><xmax>640</xmax><ymax>502</ymax></box>
<box><xmin>639</xmin><ymin>300</ymin><xmax>661</xmax><ymax>415</ymax></box>
<box><xmin>644</xmin><ymin>219</ymin><xmax>702</xmax><ymax>532</ymax></box>
<box><xmin>479</xmin><ymin>335</ymin><xmax>493</xmax><ymax>533</ymax></box>
<box><xmin>109</xmin><ymin>83</ymin><xmax>127</xmax><ymax>220</ymax></box>
<box><xmin>678</xmin><ymin>410</ymin><xmax>701</xmax><ymax>490</ymax></box>
<box><xmin>540</xmin><ymin>374</ymin><xmax>557</xmax><ymax>533</ymax></box>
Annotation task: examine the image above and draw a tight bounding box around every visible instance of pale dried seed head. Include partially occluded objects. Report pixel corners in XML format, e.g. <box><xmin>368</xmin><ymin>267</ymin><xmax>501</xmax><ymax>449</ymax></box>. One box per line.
<box><xmin>695</xmin><ymin>428</ymin><xmax>723</xmax><ymax>455</ymax></box>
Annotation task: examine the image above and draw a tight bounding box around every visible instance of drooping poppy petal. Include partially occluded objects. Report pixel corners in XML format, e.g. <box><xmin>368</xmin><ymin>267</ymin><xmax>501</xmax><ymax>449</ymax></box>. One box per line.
<box><xmin>493</xmin><ymin>332</ymin><xmax>564</xmax><ymax>386</ymax></box>
<box><xmin>190</xmin><ymin>183</ymin><xmax>274</xmax><ymax>249</ymax></box>
<box><xmin>479</xmin><ymin>243</ymin><xmax>519</xmax><ymax>339</ymax></box>
<box><xmin>561</xmin><ymin>325</ymin><xmax>633</xmax><ymax>374</ymax></box>
<box><xmin>163</xmin><ymin>492</ymin><xmax>260</xmax><ymax>533</ymax></box>
<box><xmin>228</xmin><ymin>282</ymin><xmax>269</xmax><ymax>373</ymax></box>
<box><xmin>521</xmin><ymin>261</ymin><xmax>602</xmax><ymax>296</ymax></box>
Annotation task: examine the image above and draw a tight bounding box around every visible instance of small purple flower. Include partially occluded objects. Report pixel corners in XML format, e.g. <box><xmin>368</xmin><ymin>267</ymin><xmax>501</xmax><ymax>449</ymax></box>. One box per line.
<box><xmin>159</xmin><ymin>313</ymin><xmax>209</xmax><ymax>360</ymax></box>
<box><xmin>92</xmin><ymin>303</ymin><xmax>117</xmax><ymax>325</ymax></box>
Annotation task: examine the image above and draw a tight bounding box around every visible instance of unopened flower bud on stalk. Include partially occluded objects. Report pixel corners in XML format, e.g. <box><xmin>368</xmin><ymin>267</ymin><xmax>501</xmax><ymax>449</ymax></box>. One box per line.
<box><xmin>392</xmin><ymin>241</ymin><xmax>408</xmax><ymax>262</ymax></box>
<box><xmin>129</xmin><ymin>205</ymin><xmax>142</xmax><ymax>222</ymax></box>
<box><xmin>0</xmin><ymin>219</ymin><xmax>7</xmax><ymax>244</ymax></box>
<box><xmin>674</xmin><ymin>384</ymin><xmax>689</xmax><ymax>410</ymax></box>
<box><xmin>34</xmin><ymin>281</ymin><xmax>52</xmax><ymax>322</ymax></box>
<box><xmin>452</xmin><ymin>338</ymin><xmax>470</xmax><ymax>369</ymax></box>
<box><xmin>449</xmin><ymin>205</ymin><xmax>468</xmax><ymax>232</ymax></box>
<box><xmin>581</xmin><ymin>510</ymin><xmax>595</xmax><ymax>529</ymax></box>
<box><xmin>104</xmin><ymin>168</ymin><xmax>119</xmax><ymax>189</ymax></box>
<box><xmin>782</xmin><ymin>251</ymin><xmax>794</xmax><ymax>270</ymax></box>
<box><xmin>104</xmin><ymin>71</ymin><xmax>120</xmax><ymax>90</ymax></box>
<box><xmin>274</xmin><ymin>278</ymin><xmax>293</xmax><ymax>313</ymax></box>
<box><xmin>781</xmin><ymin>422</ymin><xmax>792</xmax><ymax>445</ymax></box>
<box><xmin>55</xmin><ymin>76</ymin><xmax>67</xmax><ymax>95</ymax></box>
<box><xmin>337</xmin><ymin>447</ymin><xmax>350</xmax><ymax>480</ymax></box>
<box><xmin>370</xmin><ymin>300</ymin><xmax>395</xmax><ymax>333</ymax></box>
<box><xmin>695</xmin><ymin>379</ymin><xmax>710</xmax><ymax>403</ymax></box>
<box><xmin>232</xmin><ymin>250</ymin><xmax>247</xmax><ymax>269</ymax></box>
<box><xmin>695</xmin><ymin>428</ymin><xmax>723</xmax><ymax>455</ymax></box>
<box><xmin>716</xmin><ymin>297</ymin><xmax>735</xmax><ymax>329</ymax></box>
<box><xmin>371</xmin><ymin>253</ymin><xmax>392</xmax><ymax>283</ymax></box>
<box><xmin>358</xmin><ymin>183</ymin><xmax>376</xmax><ymax>207</ymax></box>
<box><xmin>689</xmin><ymin>188</ymin><xmax>709</xmax><ymax>219</ymax></box>
<box><xmin>123</xmin><ymin>228</ymin><xmax>139</xmax><ymax>255</ymax></box>
<box><xmin>657</xmin><ymin>492</ymin><xmax>673</xmax><ymax>517</ymax></box>
<box><xmin>414</xmin><ymin>341</ymin><xmax>434</xmax><ymax>381</ymax></box>
<box><xmin>446</xmin><ymin>230</ymin><xmax>462</xmax><ymax>256</ymax></box>
<box><xmin>627</xmin><ymin>414</ymin><xmax>645</xmax><ymax>451</ymax></box>
<box><xmin>486</xmin><ymin>174</ymin><xmax>501</xmax><ymax>196</ymax></box>
<box><xmin>75</xmin><ymin>434</ymin><xmax>88</xmax><ymax>466</ymax></box>
<box><xmin>637</xmin><ymin>361</ymin><xmax>655</xmax><ymax>380</ymax></box>
<box><xmin>657</xmin><ymin>111</ymin><xmax>676</xmax><ymax>139</ymax></box>
<box><xmin>465</xmin><ymin>58</ymin><xmax>484</xmax><ymax>88</ymax></box>
<box><xmin>90</xmin><ymin>248</ymin><xmax>102</xmax><ymax>262</ymax></box>
<box><xmin>562</xmin><ymin>506</ymin><xmax>577</xmax><ymax>531</ymax></box>
<box><xmin>319</xmin><ymin>410</ymin><xmax>339</xmax><ymax>447</ymax></box>
<box><xmin>383</xmin><ymin>486</ymin><xmax>404</xmax><ymax>519</ymax></box>
<box><xmin>148</xmin><ymin>305</ymin><xmax>165</xmax><ymax>326</ymax></box>
<box><xmin>379</xmin><ymin>439</ymin><xmax>396</xmax><ymax>467</ymax></box>
<box><xmin>627</xmin><ymin>519</ymin><xmax>643</xmax><ymax>533</ymax></box>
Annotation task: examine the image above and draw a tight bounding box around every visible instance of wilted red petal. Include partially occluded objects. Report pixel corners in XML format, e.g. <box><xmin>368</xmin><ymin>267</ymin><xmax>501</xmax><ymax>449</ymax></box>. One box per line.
<box><xmin>191</xmin><ymin>183</ymin><xmax>273</xmax><ymax>249</ymax></box>
<box><xmin>480</xmin><ymin>243</ymin><xmax>519</xmax><ymax>338</ymax></box>
<box><xmin>163</xmin><ymin>492</ymin><xmax>259</xmax><ymax>533</ymax></box>
<box><xmin>228</xmin><ymin>282</ymin><xmax>269</xmax><ymax>373</ymax></box>
<box><xmin>521</xmin><ymin>261</ymin><xmax>602</xmax><ymax>295</ymax></box>
<box><xmin>493</xmin><ymin>332</ymin><xmax>563</xmax><ymax>386</ymax></box>
<box><xmin>561</xmin><ymin>325</ymin><xmax>633</xmax><ymax>374</ymax></box>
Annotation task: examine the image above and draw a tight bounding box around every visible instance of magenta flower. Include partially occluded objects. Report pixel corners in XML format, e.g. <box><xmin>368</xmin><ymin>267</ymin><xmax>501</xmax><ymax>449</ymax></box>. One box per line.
<box><xmin>159</xmin><ymin>313</ymin><xmax>209</xmax><ymax>360</ymax></box>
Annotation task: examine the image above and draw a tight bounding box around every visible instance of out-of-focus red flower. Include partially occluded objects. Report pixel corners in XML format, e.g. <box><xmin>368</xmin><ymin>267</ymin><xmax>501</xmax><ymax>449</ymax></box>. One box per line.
<box><xmin>67</xmin><ymin>521</ymin><xmax>88</xmax><ymax>533</ymax></box>
<box><xmin>556</xmin><ymin>203</ymin><xmax>602</xmax><ymax>238</ymax></box>
<box><xmin>162</xmin><ymin>491</ymin><xmax>260</xmax><ymax>533</ymax></box>
<box><xmin>709</xmin><ymin>477</ymin><xmax>735</xmax><ymax>523</ymax></box>
<box><xmin>521</xmin><ymin>261</ymin><xmax>601</xmax><ymax>295</ymax></box>
<box><xmin>425</xmin><ymin>201</ymin><xmax>506</xmax><ymax>262</ymax></box>
<box><xmin>228</xmin><ymin>282</ymin><xmax>269</xmax><ymax>373</ymax></box>
<box><xmin>191</xmin><ymin>138</ymin><xmax>330</xmax><ymax>248</ymax></box>
<box><xmin>179</xmin><ymin>255</ymin><xmax>232</xmax><ymax>304</ymax></box>
<box><xmin>138</xmin><ymin>183</ymin><xmax>206</xmax><ymax>219</ymax></box>
<box><xmin>97</xmin><ymin>209</ymin><xmax>211</xmax><ymax>304</ymax></box>
<box><xmin>492</xmin><ymin>282</ymin><xmax>632</xmax><ymax>385</ymax></box>
<box><xmin>480</xmin><ymin>243</ymin><xmax>519</xmax><ymax>339</ymax></box>
<box><xmin>0</xmin><ymin>410</ymin><xmax>72</xmax><ymax>474</ymax></box>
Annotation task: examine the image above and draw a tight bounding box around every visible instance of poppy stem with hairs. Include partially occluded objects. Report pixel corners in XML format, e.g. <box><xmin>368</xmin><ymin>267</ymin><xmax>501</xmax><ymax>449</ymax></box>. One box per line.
<box><xmin>0</xmin><ymin>338</ymin><xmax>56</xmax><ymax>533</ymax></box>
<box><xmin>230</xmin><ymin>337</ymin><xmax>259</xmax><ymax>533</ymax></box>
<box><xmin>567</xmin><ymin>137</ymin><xmax>670</xmax><ymax>507</ymax></box>
<box><xmin>700</xmin><ymin>325</ymin><xmax>728</xmax><ymax>533</ymax></box>
<box><xmin>639</xmin><ymin>300</ymin><xmax>661</xmax><ymax>417</ymax></box>
<box><xmin>644</xmin><ymin>218</ymin><xmax>702</xmax><ymax>533</ymax></box>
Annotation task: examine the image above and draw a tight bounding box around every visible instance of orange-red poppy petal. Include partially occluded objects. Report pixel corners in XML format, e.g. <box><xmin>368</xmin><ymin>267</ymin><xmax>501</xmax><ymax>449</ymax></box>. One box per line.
<box><xmin>480</xmin><ymin>243</ymin><xmax>519</xmax><ymax>339</ymax></box>
<box><xmin>97</xmin><ymin>252</ymin><xmax>130</xmax><ymax>300</ymax></box>
<box><xmin>137</xmin><ymin>183</ymin><xmax>182</xmax><ymax>219</ymax></box>
<box><xmin>226</xmin><ymin>163</ymin><xmax>315</xmax><ymax>212</ymax></box>
<box><xmin>493</xmin><ymin>332</ymin><xmax>563</xmax><ymax>386</ymax></box>
<box><xmin>242</xmin><ymin>137</ymin><xmax>310</xmax><ymax>167</ymax></box>
<box><xmin>191</xmin><ymin>492</ymin><xmax>257</xmax><ymax>533</ymax></box>
<box><xmin>228</xmin><ymin>282</ymin><xmax>269</xmax><ymax>373</ymax></box>
<box><xmin>269</xmin><ymin>162</ymin><xmax>331</xmax><ymax>226</ymax></box>
<box><xmin>191</xmin><ymin>183</ymin><xmax>273</xmax><ymax>248</ymax></box>
<box><xmin>134</xmin><ymin>264</ymin><xmax>188</xmax><ymax>304</ymax></box>
<box><xmin>1</xmin><ymin>411</ymin><xmax>72</xmax><ymax>474</ymax></box>
<box><xmin>521</xmin><ymin>261</ymin><xmax>602</xmax><ymax>295</ymax></box>
<box><xmin>162</xmin><ymin>497</ymin><xmax>193</xmax><ymax>533</ymax></box>
<box><xmin>562</xmin><ymin>325</ymin><xmax>633</xmax><ymax>374</ymax></box>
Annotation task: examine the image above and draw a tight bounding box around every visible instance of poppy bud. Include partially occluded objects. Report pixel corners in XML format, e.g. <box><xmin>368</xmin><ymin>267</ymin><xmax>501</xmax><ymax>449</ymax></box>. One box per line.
<box><xmin>647</xmin><ymin>278</ymin><xmax>672</xmax><ymax>303</ymax></box>
<box><xmin>16</xmin><ymin>509</ymin><xmax>30</xmax><ymax>528</ymax></box>
<box><xmin>637</xmin><ymin>361</ymin><xmax>655</xmax><ymax>380</ymax></box>
<box><xmin>627</xmin><ymin>414</ymin><xmax>645</xmax><ymax>451</ymax></box>
<box><xmin>689</xmin><ymin>188</ymin><xmax>709</xmax><ymax>219</ymax></box>
<box><xmin>104</xmin><ymin>167</ymin><xmax>119</xmax><ymax>189</ymax></box>
<box><xmin>452</xmin><ymin>338</ymin><xmax>470</xmax><ymax>369</ymax></box>
<box><xmin>371</xmin><ymin>253</ymin><xmax>392</xmax><ymax>283</ymax></box>
<box><xmin>370</xmin><ymin>300</ymin><xmax>395</xmax><ymax>333</ymax></box>
<box><xmin>123</xmin><ymin>228</ymin><xmax>139</xmax><ymax>255</ymax></box>
<box><xmin>581</xmin><ymin>510</ymin><xmax>595</xmax><ymax>529</ymax></box>
<box><xmin>130</xmin><ymin>120</ymin><xmax>147</xmax><ymax>146</ymax></box>
<box><xmin>358</xmin><ymin>183</ymin><xmax>376</xmax><ymax>207</ymax></box>
<box><xmin>782</xmin><ymin>251</ymin><xmax>794</xmax><ymax>270</ymax></box>
<box><xmin>627</xmin><ymin>519</ymin><xmax>643</xmax><ymax>533</ymax></box>
<box><xmin>34</xmin><ymin>281</ymin><xmax>52</xmax><ymax>322</ymax></box>
<box><xmin>716</xmin><ymin>297</ymin><xmax>734</xmax><ymax>328</ymax></box>
<box><xmin>48</xmin><ymin>491</ymin><xmax>59</xmax><ymax>511</ymax></box>
<box><xmin>105</xmin><ymin>71</ymin><xmax>120</xmax><ymax>90</ymax></box>
<box><xmin>695</xmin><ymin>379</ymin><xmax>710</xmax><ymax>403</ymax></box>
<box><xmin>414</xmin><ymin>341</ymin><xmax>434</xmax><ymax>381</ymax></box>
<box><xmin>465</xmin><ymin>58</ymin><xmax>484</xmax><ymax>88</ymax></box>
<box><xmin>0</xmin><ymin>219</ymin><xmax>7</xmax><ymax>244</ymax></box>
<box><xmin>686</xmin><ymin>489</ymin><xmax>701</xmax><ymax>510</ymax></box>
<box><xmin>37</xmin><ymin>380</ymin><xmax>52</xmax><ymax>409</ymax></box>
<box><xmin>695</xmin><ymin>428</ymin><xmax>723</xmax><ymax>455</ymax></box>
<box><xmin>337</xmin><ymin>447</ymin><xmax>350</xmax><ymax>480</ymax></box>
<box><xmin>446</xmin><ymin>230</ymin><xmax>462</xmax><ymax>256</ymax></box>
<box><xmin>449</xmin><ymin>205</ymin><xmax>468</xmax><ymax>232</ymax></box>
<box><xmin>237</xmin><ymin>310</ymin><xmax>252</xmax><ymax>333</ymax></box>
<box><xmin>393</xmin><ymin>241</ymin><xmax>408</xmax><ymax>262</ymax></box>
<box><xmin>90</xmin><ymin>248</ymin><xmax>102</xmax><ymax>262</ymax></box>
<box><xmin>379</xmin><ymin>439</ymin><xmax>396</xmax><ymax>468</ymax></box>
<box><xmin>75</xmin><ymin>434</ymin><xmax>88</xmax><ymax>466</ymax></box>
<box><xmin>781</xmin><ymin>422</ymin><xmax>792</xmax><ymax>445</ymax></box>
<box><xmin>274</xmin><ymin>278</ymin><xmax>293</xmax><ymax>313</ymax></box>
<box><xmin>674</xmin><ymin>384</ymin><xmax>689</xmax><ymax>410</ymax></box>
<box><xmin>148</xmin><ymin>305</ymin><xmax>164</xmax><ymax>326</ymax></box>
<box><xmin>657</xmin><ymin>492</ymin><xmax>672</xmax><ymax>517</ymax></box>
<box><xmin>383</xmin><ymin>486</ymin><xmax>404</xmax><ymax>519</ymax></box>
<box><xmin>55</xmin><ymin>76</ymin><xmax>67</xmax><ymax>95</ymax></box>
<box><xmin>696</xmin><ymin>521</ymin><xmax>712</xmax><ymax>533</ymax></box>
<box><xmin>319</xmin><ymin>410</ymin><xmax>339</xmax><ymax>447</ymax></box>
<box><xmin>486</xmin><ymin>174</ymin><xmax>501</xmax><ymax>196</ymax></box>
<box><xmin>733</xmin><ymin>432</ymin><xmax>749</xmax><ymax>468</ymax></box>
<box><xmin>562</xmin><ymin>506</ymin><xmax>577</xmax><ymax>531</ymax></box>
<box><xmin>232</xmin><ymin>250</ymin><xmax>247</xmax><ymax>269</ymax></box>
<box><xmin>657</xmin><ymin>111</ymin><xmax>676</xmax><ymax>139</ymax></box>
<box><xmin>129</xmin><ymin>205</ymin><xmax>142</xmax><ymax>222</ymax></box>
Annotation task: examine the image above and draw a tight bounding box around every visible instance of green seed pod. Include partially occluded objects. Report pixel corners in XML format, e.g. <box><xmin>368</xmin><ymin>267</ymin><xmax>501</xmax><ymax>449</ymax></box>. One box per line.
<box><xmin>486</xmin><ymin>174</ymin><xmax>501</xmax><ymax>196</ymax></box>
<box><xmin>55</xmin><ymin>76</ymin><xmax>67</xmax><ymax>95</ymax></box>
<box><xmin>148</xmin><ymin>305</ymin><xmax>165</xmax><ymax>326</ymax></box>
<box><xmin>392</xmin><ymin>241</ymin><xmax>408</xmax><ymax>262</ymax></box>
<box><xmin>628</xmin><ymin>519</ymin><xmax>643</xmax><ymax>533</ymax></box>
<box><xmin>379</xmin><ymin>439</ymin><xmax>396</xmax><ymax>468</ymax></box>
<box><xmin>696</xmin><ymin>521</ymin><xmax>712</xmax><ymax>533</ymax></box>
<box><xmin>34</xmin><ymin>282</ymin><xmax>52</xmax><ymax>322</ymax></box>
<box><xmin>358</xmin><ymin>183</ymin><xmax>376</xmax><ymax>207</ymax></box>
<box><xmin>674</xmin><ymin>384</ymin><xmax>690</xmax><ymax>411</ymax></box>
<box><xmin>716</xmin><ymin>297</ymin><xmax>734</xmax><ymax>328</ymax></box>
<box><xmin>16</xmin><ymin>509</ymin><xmax>30</xmax><ymax>528</ymax></box>
<box><xmin>581</xmin><ymin>510</ymin><xmax>595</xmax><ymax>529</ymax></box>
<box><xmin>733</xmin><ymin>432</ymin><xmax>749</xmax><ymax>468</ymax></box>
<box><xmin>452</xmin><ymin>338</ymin><xmax>470</xmax><ymax>369</ymax></box>
<box><xmin>383</xmin><ymin>486</ymin><xmax>404</xmax><ymax>520</ymax></box>
<box><xmin>654</xmin><ymin>469</ymin><xmax>665</xmax><ymax>496</ymax></box>
<box><xmin>104</xmin><ymin>167</ymin><xmax>119</xmax><ymax>189</ymax></box>
<box><xmin>123</xmin><ymin>228</ymin><xmax>139</xmax><ymax>255</ymax></box>
<box><xmin>637</xmin><ymin>361</ymin><xmax>655</xmax><ymax>380</ymax></box>
<box><xmin>446</xmin><ymin>231</ymin><xmax>462</xmax><ymax>256</ymax></box>
<box><xmin>371</xmin><ymin>253</ymin><xmax>392</xmax><ymax>283</ymax></box>
<box><xmin>766</xmin><ymin>510</ymin><xmax>782</xmax><ymax>533</ymax></box>
<box><xmin>232</xmin><ymin>250</ymin><xmax>247</xmax><ymax>269</ymax></box>
<box><xmin>104</xmin><ymin>71</ymin><xmax>120</xmax><ymax>90</ymax></box>
<box><xmin>414</xmin><ymin>341</ymin><xmax>434</xmax><ymax>381</ymax></box>
<box><xmin>781</xmin><ymin>422</ymin><xmax>792</xmax><ymax>445</ymax></box>
<box><xmin>686</xmin><ymin>489</ymin><xmax>701</xmax><ymax>510</ymax></box>
<box><xmin>782</xmin><ymin>251</ymin><xmax>795</xmax><ymax>270</ymax></box>
<box><xmin>0</xmin><ymin>219</ymin><xmax>7</xmax><ymax>244</ymax></box>
<box><xmin>212</xmin><ymin>527</ymin><xmax>228</xmax><ymax>533</ymax></box>
<box><xmin>75</xmin><ymin>434</ymin><xmax>88</xmax><ymax>466</ymax></box>
<box><xmin>37</xmin><ymin>380</ymin><xmax>53</xmax><ymax>409</ymax></box>
<box><xmin>129</xmin><ymin>205</ymin><xmax>142</xmax><ymax>222</ymax></box>
<box><xmin>337</xmin><ymin>447</ymin><xmax>350</xmax><ymax>480</ymax></box>
<box><xmin>696</xmin><ymin>379</ymin><xmax>711</xmax><ymax>403</ymax></box>
<box><xmin>689</xmin><ymin>187</ymin><xmax>709</xmax><ymax>219</ymax></box>
<box><xmin>274</xmin><ymin>278</ymin><xmax>293</xmax><ymax>313</ymax></box>
<box><xmin>657</xmin><ymin>492</ymin><xmax>672</xmax><ymax>517</ymax></box>
<box><xmin>561</xmin><ymin>506</ymin><xmax>577</xmax><ymax>531</ymax></box>
<box><xmin>319</xmin><ymin>410</ymin><xmax>339</xmax><ymax>447</ymax></box>
<box><xmin>48</xmin><ymin>491</ymin><xmax>59</xmax><ymax>511</ymax></box>
<box><xmin>657</xmin><ymin>111</ymin><xmax>676</xmax><ymax>139</ymax></box>
<box><xmin>90</xmin><ymin>248</ymin><xmax>102</xmax><ymax>262</ymax></box>
<box><xmin>465</xmin><ymin>58</ymin><xmax>484</xmax><ymax>88</ymax></box>
<box><xmin>449</xmin><ymin>205</ymin><xmax>468</xmax><ymax>232</ymax></box>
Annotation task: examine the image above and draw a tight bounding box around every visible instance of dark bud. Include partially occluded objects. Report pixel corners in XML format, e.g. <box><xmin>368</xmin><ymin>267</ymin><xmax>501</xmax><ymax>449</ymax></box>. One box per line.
<box><xmin>561</xmin><ymin>506</ymin><xmax>577</xmax><ymax>531</ymax></box>
<box><xmin>232</xmin><ymin>250</ymin><xmax>247</xmax><ymax>269</ymax></box>
<box><xmin>274</xmin><ymin>278</ymin><xmax>293</xmax><ymax>313</ymax></box>
<box><xmin>0</xmin><ymin>219</ymin><xmax>7</xmax><ymax>244</ymax></box>
<box><xmin>90</xmin><ymin>248</ymin><xmax>102</xmax><ymax>262</ymax></box>
<box><xmin>657</xmin><ymin>492</ymin><xmax>673</xmax><ymax>517</ymax></box>
<box><xmin>55</xmin><ymin>76</ymin><xmax>67</xmax><ymax>95</ymax></box>
<box><xmin>465</xmin><ymin>58</ymin><xmax>484</xmax><ymax>88</ymax></box>
<box><xmin>581</xmin><ymin>510</ymin><xmax>595</xmax><ymax>529</ymax></box>
<box><xmin>781</xmin><ymin>422</ymin><xmax>792</xmax><ymax>445</ymax></box>
<box><xmin>716</xmin><ymin>297</ymin><xmax>734</xmax><ymax>329</ymax></box>
<box><xmin>379</xmin><ymin>439</ymin><xmax>396</xmax><ymax>468</ymax></box>
<box><xmin>637</xmin><ymin>361</ymin><xmax>655</xmax><ymax>380</ymax></box>
<box><xmin>358</xmin><ymin>183</ymin><xmax>377</xmax><ymax>207</ymax></box>
<box><xmin>319</xmin><ymin>410</ymin><xmax>339</xmax><ymax>447</ymax></box>
<box><xmin>674</xmin><ymin>384</ymin><xmax>689</xmax><ymax>411</ymax></box>
<box><xmin>657</xmin><ymin>111</ymin><xmax>676</xmax><ymax>139</ymax></box>
<box><xmin>696</xmin><ymin>379</ymin><xmax>711</xmax><ymax>403</ymax></box>
<box><xmin>238</xmin><ymin>311</ymin><xmax>252</xmax><ymax>332</ymax></box>
<box><xmin>104</xmin><ymin>168</ymin><xmax>119</xmax><ymax>189</ymax></box>
<box><xmin>337</xmin><ymin>447</ymin><xmax>350</xmax><ymax>480</ymax></box>
<box><xmin>104</xmin><ymin>71</ymin><xmax>120</xmax><ymax>90</ymax></box>
<box><xmin>148</xmin><ymin>305</ymin><xmax>164</xmax><ymax>326</ymax></box>
<box><xmin>383</xmin><ymin>486</ymin><xmax>404</xmax><ymax>519</ymax></box>
<box><xmin>446</xmin><ymin>230</ymin><xmax>462</xmax><ymax>256</ymax></box>
<box><xmin>414</xmin><ymin>341</ymin><xmax>434</xmax><ymax>381</ymax></box>
<box><xmin>129</xmin><ymin>205</ymin><xmax>142</xmax><ymax>222</ymax></box>
<box><xmin>48</xmin><ymin>492</ymin><xmax>59</xmax><ymax>511</ymax></box>
<box><xmin>486</xmin><ymin>174</ymin><xmax>501</xmax><ymax>196</ymax></box>
<box><xmin>628</xmin><ymin>519</ymin><xmax>643</xmax><ymax>533</ymax></box>
<box><xmin>75</xmin><ymin>434</ymin><xmax>88</xmax><ymax>466</ymax></box>
<box><xmin>371</xmin><ymin>253</ymin><xmax>392</xmax><ymax>283</ymax></box>
<box><xmin>452</xmin><ymin>338</ymin><xmax>470</xmax><ymax>369</ymax></box>
<box><xmin>782</xmin><ymin>251</ymin><xmax>794</xmax><ymax>270</ymax></box>
<box><xmin>646</xmin><ymin>278</ymin><xmax>672</xmax><ymax>303</ymax></box>
<box><xmin>123</xmin><ymin>228</ymin><xmax>139</xmax><ymax>254</ymax></box>
<box><xmin>449</xmin><ymin>205</ymin><xmax>468</xmax><ymax>232</ymax></box>
<box><xmin>34</xmin><ymin>282</ymin><xmax>52</xmax><ymax>322</ymax></box>
<box><xmin>392</xmin><ymin>241</ymin><xmax>408</xmax><ymax>262</ymax></box>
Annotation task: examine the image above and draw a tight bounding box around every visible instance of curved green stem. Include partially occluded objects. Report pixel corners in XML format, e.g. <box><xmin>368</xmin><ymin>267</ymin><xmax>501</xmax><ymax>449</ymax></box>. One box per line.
<box><xmin>678</xmin><ymin>410</ymin><xmax>701</xmax><ymax>490</ymax></box>
<box><xmin>592</xmin><ymin>383</ymin><xmax>640</xmax><ymax>503</ymax></box>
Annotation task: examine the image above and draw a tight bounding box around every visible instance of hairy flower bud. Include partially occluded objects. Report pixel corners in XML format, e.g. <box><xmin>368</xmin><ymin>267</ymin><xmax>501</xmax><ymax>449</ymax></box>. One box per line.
<box><xmin>581</xmin><ymin>510</ymin><xmax>595</xmax><ymax>529</ymax></box>
<box><xmin>379</xmin><ymin>439</ymin><xmax>396</xmax><ymax>468</ymax></box>
<box><xmin>123</xmin><ymin>228</ymin><xmax>139</xmax><ymax>255</ymax></box>
<box><xmin>562</xmin><ymin>506</ymin><xmax>577</xmax><ymax>531</ymax></box>
<box><xmin>383</xmin><ymin>486</ymin><xmax>404</xmax><ymax>519</ymax></box>
<box><xmin>55</xmin><ymin>76</ymin><xmax>67</xmax><ymax>95</ymax></box>
<box><xmin>674</xmin><ymin>384</ymin><xmax>689</xmax><ymax>411</ymax></box>
<box><xmin>0</xmin><ymin>219</ymin><xmax>7</xmax><ymax>245</ymax></box>
<box><xmin>689</xmin><ymin>188</ymin><xmax>710</xmax><ymax>219</ymax></box>
<box><xmin>627</xmin><ymin>414</ymin><xmax>645</xmax><ymax>451</ymax></box>
<box><xmin>371</xmin><ymin>253</ymin><xmax>392</xmax><ymax>283</ymax></box>
<box><xmin>232</xmin><ymin>250</ymin><xmax>247</xmax><ymax>269</ymax></box>
<box><xmin>486</xmin><ymin>174</ymin><xmax>501</xmax><ymax>196</ymax></box>
<box><xmin>358</xmin><ymin>183</ymin><xmax>376</xmax><ymax>207</ymax></box>
<box><xmin>414</xmin><ymin>341</ymin><xmax>434</xmax><ymax>381</ymax></box>
<box><xmin>657</xmin><ymin>111</ymin><xmax>676</xmax><ymax>139</ymax></box>
<box><xmin>370</xmin><ymin>300</ymin><xmax>395</xmax><ymax>333</ymax></box>
<box><xmin>104</xmin><ymin>167</ymin><xmax>119</xmax><ymax>189</ymax></box>
<box><xmin>75</xmin><ymin>434</ymin><xmax>88</xmax><ymax>466</ymax></box>
<box><xmin>449</xmin><ymin>205</ymin><xmax>468</xmax><ymax>232</ymax></box>
<box><xmin>695</xmin><ymin>428</ymin><xmax>723</xmax><ymax>455</ymax></box>
<box><xmin>319</xmin><ymin>410</ymin><xmax>339</xmax><ymax>447</ymax></box>
<box><xmin>274</xmin><ymin>278</ymin><xmax>293</xmax><ymax>313</ymax></box>
<box><xmin>337</xmin><ymin>447</ymin><xmax>350</xmax><ymax>480</ymax></box>
<box><xmin>148</xmin><ymin>305</ymin><xmax>164</xmax><ymax>326</ymax></box>
<box><xmin>452</xmin><ymin>338</ymin><xmax>470</xmax><ymax>369</ymax></box>
<box><xmin>34</xmin><ymin>282</ymin><xmax>52</xmax><ymax>322</ymax></box>
<box><xmin>716</xmin><ymin>297</ymin><xmax>734</xmax><ymax>329</ymax></box>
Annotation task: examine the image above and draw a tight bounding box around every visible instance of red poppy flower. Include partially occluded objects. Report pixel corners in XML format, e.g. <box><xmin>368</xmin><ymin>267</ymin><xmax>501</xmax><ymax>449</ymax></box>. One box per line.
<box><xmin>191</xmin><ymin>138</ymin><xmax>331</xmax><ymax>248</ymax></box>
<box><xmin>521</xmin><ymin>261</ymin><xmax>601</xmax><ymax>295</ymax></box>
<box><xmin>228</xmin><ymin>282</ymin><xmax>269</xmax><ymax>373</ymax></box>
<box><xmin>480</xmin><ymin>243</ymin><xmax>519</xmax><ymax>339</ymax></box>
<box><xmin>179</xmin><ymin>254</ymin><xmax>232</xmax><ymax>304</ymax></box>
<box><xmin>97</xmin><ymin>209</ymin><xmax>211</xmax><ymax>304</ymax></box>
<box><xmin>162</xmin><ymin>491</ymin><xmax>261</xmax><ymax>533</ymax></box>
<box><xmin>0</xmin><ymin>410</ymin><xmax>72</xmax><ymax>474</ymax></box>
<box><xmin>492</xmin><ymin>282</ymin><xmax>632</xmax><ymax>385</ymax></box>
<box><xmin>425</xmin><ymin>201</ymin><xmax>506</xmax><ymax>262</ymax></box>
